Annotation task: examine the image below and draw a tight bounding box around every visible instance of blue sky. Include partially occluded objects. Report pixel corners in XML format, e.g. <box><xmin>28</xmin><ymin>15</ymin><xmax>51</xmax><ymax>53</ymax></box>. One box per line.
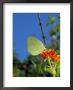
<box><xmin>13</xmin><ymin>13</ymin><xmax>60</xmax><ymax>62</ymax></box>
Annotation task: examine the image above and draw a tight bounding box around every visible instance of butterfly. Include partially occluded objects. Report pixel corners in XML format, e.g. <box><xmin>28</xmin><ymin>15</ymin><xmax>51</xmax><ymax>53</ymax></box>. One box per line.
<box><xmin>27</xmin><ymin>36</ymin><xmax>46</xmax><ymax>55</ymax></box>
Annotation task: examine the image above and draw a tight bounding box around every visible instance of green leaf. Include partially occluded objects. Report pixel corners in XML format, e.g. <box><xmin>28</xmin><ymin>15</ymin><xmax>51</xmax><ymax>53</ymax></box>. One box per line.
<box><xmin>50</xmin><ymin>17</ymin><xmax>56</xmax><ymax>24</ymax></box>
<box><xmin>50</xmin><ymin>29</ymin><xmax>57</xmax><ymax>36</ymax></box>
<box><xmin>46</xmin><ymin>18</ymin><xmax>56</xmax><ymax>26</ymax></box>
<box><xmin>46</xmin><ymin>16</ymin><xmax>57</xmax><ymax>26</ymax></box>
<box><xmin>27</xmin><ymin>36</ymin><xmax>46</xmax><ymax>55</ymax></box>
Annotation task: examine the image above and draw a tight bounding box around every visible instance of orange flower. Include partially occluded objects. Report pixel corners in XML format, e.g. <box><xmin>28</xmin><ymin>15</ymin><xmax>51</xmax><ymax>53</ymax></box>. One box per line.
<box><xmin>54</xmin><ymin>55</ymin><xmax>60</xmax><ymax>62</ymax></box>
<box><xmin>40</xmin><ymin>49</ymin><xmax>50</xmax><ymax>59</ymax></box>
<box><xmin>40</xmin><ymin>49</ymin><xmax>60</xmax><ymax>61</ymax></box>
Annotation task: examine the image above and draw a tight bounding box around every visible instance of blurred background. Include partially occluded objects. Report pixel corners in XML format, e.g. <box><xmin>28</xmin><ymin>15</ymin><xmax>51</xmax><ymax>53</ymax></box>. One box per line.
<box><xmin>13</xmin><ymin>13</ymin><xmax>60</xmax><ymax>77</ymax></box>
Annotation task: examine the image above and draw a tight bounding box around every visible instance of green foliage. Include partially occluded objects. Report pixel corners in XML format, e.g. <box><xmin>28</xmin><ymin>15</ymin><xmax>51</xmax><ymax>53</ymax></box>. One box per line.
<box><xmin>46</xmin><ymin>16</ymin><xmax>57</xmax><ymax>26</ymax></box>
<box><xmin>13</xmin><ymin>57</ymin><xmax>21</xmax><ymax>66</ymax></box>
<box><xmin>49</xmin><ymin>17</ymin><xmax>56</xmax><ymax>24</ymax></box>
<box><xmin>56</xmin><ymin>61</ymin><xmax>60</xmax><ymax>77</ymax></box>
<box><xmin>50</xmin><ymin>29</ymin><xmax>57</xmax><ymax>36</ymax></box>
<box><xmin>48</xmin><ymin>15</ymin><xmax>60</xmax><ymax>52</ymax></box>
<box><xmin>13</xmin><ymin>66</ymin><xmax>21</xmax><ymax>77</ymax></box>
<box><xmin>54</xmin><ymin>23</ymin><xmax>60</xmax><ymax>32</ymax></box>
<box><xmin>50</xmin><ymin>23</ymin><xmax>60</xmax><ymax>36</ymax></box>
<box><xmin>56</xmin><ymin>50</ymin><xmax>60</xmax><ymax>55</ymax></box>
<box><xmin>13</xmin><ymin>54</ymin><xmax>60</xmax><ymax>77</ymax></box>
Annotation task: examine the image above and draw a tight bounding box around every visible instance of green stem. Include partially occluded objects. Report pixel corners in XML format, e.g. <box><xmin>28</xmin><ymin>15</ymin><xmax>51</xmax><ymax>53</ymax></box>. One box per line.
<box><xmin>48</xmin><ymin>58</ymin><xmax>52</xmax><ymax>70</ymax></box>
<box><xmin>48</xmin><ymin>58</ymin><xmax>56</xmax><ymax>77</ymax></box>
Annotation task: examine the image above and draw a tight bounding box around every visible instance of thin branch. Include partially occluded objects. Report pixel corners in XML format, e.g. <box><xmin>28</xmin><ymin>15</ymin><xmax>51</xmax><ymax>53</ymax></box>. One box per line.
<box><xmin>37</xmin><ymin>13</ymin><xmax>47</xmax><ymax>47</ymax></box>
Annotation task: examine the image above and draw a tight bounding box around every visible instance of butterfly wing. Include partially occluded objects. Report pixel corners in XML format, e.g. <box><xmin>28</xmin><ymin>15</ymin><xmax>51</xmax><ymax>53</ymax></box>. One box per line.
<box><xmin>27</xmin><ymin>36</ymin><xmax>46</xmax><ymax>55</ymax></box>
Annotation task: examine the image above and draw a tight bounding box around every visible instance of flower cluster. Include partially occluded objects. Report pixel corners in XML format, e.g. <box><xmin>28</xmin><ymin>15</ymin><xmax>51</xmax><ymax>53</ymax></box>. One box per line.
<box><xmin>40</xmin><ymin>49</ymin><xmax>60</xmax><ymax>62</ymax></box>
